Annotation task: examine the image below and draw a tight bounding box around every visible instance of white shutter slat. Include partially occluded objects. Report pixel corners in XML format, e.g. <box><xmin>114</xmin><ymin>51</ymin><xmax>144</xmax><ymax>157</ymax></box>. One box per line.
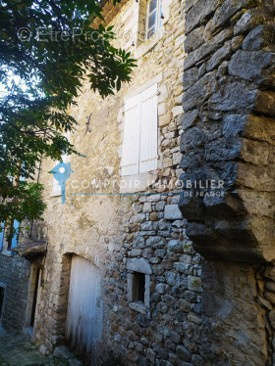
<box><xmin>139</xmin><ymin>85</ymin><xmax>158</xmax><ymax>174</ymax></box>
<box><xmin>121</xmin><ymin>102</ymin><xmax>140</xmax><ymax>176</ymax></box>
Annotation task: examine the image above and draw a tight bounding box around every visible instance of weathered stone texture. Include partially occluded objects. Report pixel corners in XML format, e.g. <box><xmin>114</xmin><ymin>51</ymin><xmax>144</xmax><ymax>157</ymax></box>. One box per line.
<box><xmin>33</xmin><ymin>0</ymin><xmax>203</xmax><ymax>364</ymax></box>
<box><xmin>179</xmin><ymin>0</ymin><xmax>275</xmax><ymax>365</ymax></box>
<box><xmin>26</xmin><ymin>0</ymin><xmax>275</xmax><ymax>365</ymax></box>
<box><xmin>0</xmin><ymin>254</ymin><xmax>31</xmax><ymax>331</ymax></box>
<box><xmin>180</xmin><ymin>0</ymin><xmax>275</xmax><ymax>263</ymax></box>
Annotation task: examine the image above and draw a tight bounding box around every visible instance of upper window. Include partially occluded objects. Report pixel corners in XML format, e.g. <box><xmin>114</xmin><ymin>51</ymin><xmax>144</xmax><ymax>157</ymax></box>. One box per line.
<box><xmin>137</xmin><ymin>0</ymin><xmax>166</xmax><ymax>45</ymax></box>
<box><xmin>121</xmin><ymin>84</ymin><xmax>158</xmax><ymax>177</ymax></box>
<box><xmin>146</xmin><ymin>0</ymin><xmax>163</xmax><ymax>39</ymax></box>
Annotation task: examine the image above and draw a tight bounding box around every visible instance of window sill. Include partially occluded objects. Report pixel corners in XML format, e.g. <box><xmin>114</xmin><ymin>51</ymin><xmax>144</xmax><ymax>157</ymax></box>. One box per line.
<box><xmin>129</xmin><ymin>301</ymin><xmax>147</xmax><ymax>314</ymax></box>
<box><xmin>120</xmin><ymin>172</ymin><xmax>157</xmax><ymax>194</ymax></box>
<box><xmin>135</xmin><ymin>29</ymin><xmax>164</xmax><ymax>59</ymax></box>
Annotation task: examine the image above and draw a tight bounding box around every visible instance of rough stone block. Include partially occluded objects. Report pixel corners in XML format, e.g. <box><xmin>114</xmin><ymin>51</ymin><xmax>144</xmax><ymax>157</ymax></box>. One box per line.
<box><xmin>205</xmin><ymin>137</ymin><xmax>242</xmax><ymax>161</ymax></box>
<box><xmin>223</xmin><ymin>114</ymin><xmax>247</xmax><ymax>137</ymax></box>
<box><xmin>240</xmin><ymin>138</ymin><xmax>269</xmax><ymax>166</ymax></box>
<box><xmin>180</xmin><ymin>127</ymin><xmax>206</xmax><ymax>153</ymax></box>
<box><xmin>181</xmin><ymin>110</ymin><xmax>199</xmax><ymax>131</ymax></box>
<box><xmin>164</xmin><ymin>205</ymin><xmax>183</xmax><ymax>220</ymax></box>
<box><xmin>183</xmin><ymin>71</ymin><xmax>217</xmax><ymax>111</ymax></box>
<box><xmin>188</xmin><ymin>276</ymin><xmax>202</xmax><ymax>292</ymax></box>
<box><xmin>183</xmin><ymin>67</ymin><xmax>199</xmax><ymax>91</ymax></box>
<box><xmin>206</xmin><ymin>42</ymin><xmax>231</xmax><ymax>72</ymax></box>
<box><xmin>184</xmin><ymin>29</ymin><xmax>232</xmax><ymax>70</ymax></box>
<box><xmin>185</xmin><ymin>26</ymin><xmax>205</xmax><ymax>54</ymax></box>
<box><xmin>127</xmin><ymin>258</ymin><xmax>152</xmax><ymax>274</ymax></box>
<box><xmin>244</xmin><ymin>114</ymin><xmax>275</xmax><ymax>146</ymax></box>
<box><xmin>242</xmin><ymin>25</ymin><xmax>264</xmax><ymax>50</ymax></box>
<box><xmin>209</xmin><ymin>81</ymin><xmax>257</xmax><ymax>111</ymax></box>
<box><xmin>237</xmin><ymin>162</ymin><xmax>274</xmax><ymax>192</ymax></box>
<box><xmin>229</xmin><ymin>50</ymin><xmax>272</xmax><ymax>80</ymax></box>
<box><xmin>176</xmin><ymin>345</ymin><xmax>191</xmax><ymax>361</ymax></box>
<box><xmin>211</xmin><ymin>0</ymin><xmax>249</xmax><ymax>31</ymax></box>
<box><xmin>168</xmin><ymin>240</ymin><xmax>182</xmax><ymax>252</ymax></box>
<box><xmin>255</xmin><ymin>91</ymin><xmax>275</xmax><ymax>116</ymax></box>
<box><xmin>186</xmin><ymin>0</ymin><xmax>219</xmax><ymax>33</ymax></box>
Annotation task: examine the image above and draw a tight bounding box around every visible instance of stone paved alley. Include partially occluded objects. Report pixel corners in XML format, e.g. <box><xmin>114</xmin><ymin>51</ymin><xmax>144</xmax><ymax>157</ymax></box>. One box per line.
<box><xmin>0</xmin><ymin>328</ymin><xmax>82</xmax><ymax>366</ymax></box>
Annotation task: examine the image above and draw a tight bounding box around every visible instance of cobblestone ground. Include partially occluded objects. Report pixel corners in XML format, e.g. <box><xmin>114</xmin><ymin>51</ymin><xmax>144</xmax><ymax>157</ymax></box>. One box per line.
<box><xmin>0</xmin><ymin>328</ymin><xmax>82</xmax><ymax>366</ymax></box>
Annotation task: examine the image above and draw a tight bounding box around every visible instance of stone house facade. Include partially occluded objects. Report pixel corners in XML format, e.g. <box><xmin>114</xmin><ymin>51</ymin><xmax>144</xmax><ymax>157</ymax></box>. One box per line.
<box><xmin>1</xmin><ymin>0</ymin><xmax>274</xmax><ymax>365</ymax></box>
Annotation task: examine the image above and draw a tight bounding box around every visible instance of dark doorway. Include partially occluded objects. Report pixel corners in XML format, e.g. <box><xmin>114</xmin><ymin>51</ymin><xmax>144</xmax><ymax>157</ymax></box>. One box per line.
<box><xmin>30</xmin><ymin>269</ymin><xmax>40</xmax><ymax>327</ymax></box>
<box><xmin>0</xmin><ymin>286</ymin><xmax>5</xmax><ymax>320</ymax></box>
<box><xmin>25</xmin><ymin>266</ymin><xmax>40</xmax><ymax>333</ymax></box>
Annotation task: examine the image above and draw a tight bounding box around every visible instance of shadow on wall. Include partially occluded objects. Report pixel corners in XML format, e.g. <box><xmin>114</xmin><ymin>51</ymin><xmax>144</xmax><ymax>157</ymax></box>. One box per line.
<box><xmin>178</xmin><ymin>0</ymin><xmax>275</xmax><ymax>365</ymax></box>
<box><xmin>179</xmin><ymin>0</ymin><xmax>275</xmax><ymax>264</ymax></box>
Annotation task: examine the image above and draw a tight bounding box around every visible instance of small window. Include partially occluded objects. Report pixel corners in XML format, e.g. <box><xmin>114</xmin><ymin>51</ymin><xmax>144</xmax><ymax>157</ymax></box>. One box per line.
<box><xmin>146</xmin><ymin>0</ymin><xmax>163</xmax><ymax>40</ymax></box>
<box><xmin>127</xmin><ymin>258</ymin><xmax>151</xmax><ymax>314</ymax></box>
<box><xmin>132</xmin><ymin>272</ymin><xmax>145</xmax><ymax>303</ymax></box>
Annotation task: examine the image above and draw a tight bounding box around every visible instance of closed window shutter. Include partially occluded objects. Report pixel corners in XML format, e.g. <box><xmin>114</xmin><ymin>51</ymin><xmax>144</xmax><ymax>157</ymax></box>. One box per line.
<box><xmin>121</xmin><ymin>98</ymin><xmax>140</xmax><ymax>176</ymax></box>
<box><xmin>0</xmin><ymin>223</ymin><xmax>4</xmax><ymax>251</ymax></box>
<box><xmin>139</xmin><ymin>84</ymin><xmax>158</xmax><ymax>173</ymax></box>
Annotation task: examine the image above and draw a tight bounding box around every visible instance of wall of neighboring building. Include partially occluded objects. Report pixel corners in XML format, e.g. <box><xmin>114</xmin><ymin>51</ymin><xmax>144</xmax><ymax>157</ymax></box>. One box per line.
<box><xmin>179</xmin><ymin>0</ymin><xmax>275</xmax><ymax>365</ymax></box>
<box><xmin>0</xmin><ymin>254</ymin><xmax>31</xmax><ymax>331</ymax></box>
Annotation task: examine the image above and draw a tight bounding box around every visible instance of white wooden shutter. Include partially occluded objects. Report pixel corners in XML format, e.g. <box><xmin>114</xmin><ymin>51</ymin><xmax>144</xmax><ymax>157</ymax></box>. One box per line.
<box><xmin>139</xmin><ymin>84</ymin><xmax>158</xmax><ymax>173</ymax></box>
<box><xmin>121</xmin><ymin>97</ymin><xmax>140</xmax><ymax>176</ymax></box>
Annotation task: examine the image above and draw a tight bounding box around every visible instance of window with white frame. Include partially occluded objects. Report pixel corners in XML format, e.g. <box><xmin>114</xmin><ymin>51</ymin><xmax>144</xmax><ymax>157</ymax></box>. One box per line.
<box><xmin>146</xmin><ymin>0</ymin><xmax>163</xmax><ymax>39</ymax></box>
<box><xmin>121</xmin><ymin>84</ymin><xmax>158</xmax><ymax>177</ymax></box>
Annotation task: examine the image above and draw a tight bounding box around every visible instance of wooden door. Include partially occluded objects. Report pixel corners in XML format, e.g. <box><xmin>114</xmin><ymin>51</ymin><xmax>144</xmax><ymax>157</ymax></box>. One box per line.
<box><xmin>66</xmin><ymin>256</ymin><xmax>103</xmax><ymax>363</ymax></box>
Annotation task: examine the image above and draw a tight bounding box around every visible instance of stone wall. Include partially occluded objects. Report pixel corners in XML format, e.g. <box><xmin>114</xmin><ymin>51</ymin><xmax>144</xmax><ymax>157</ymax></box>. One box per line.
<box><xmin>0</xmin><ymin>254</ymin><xmax>31</xmax><ymax>331</ymax></box>
<box><xmin>179</xmin><ymin>0</ymin><xmax>275</xmax><ymax>262</ymax></box>
<box><xmin>179</xmin><ymin>0</ymin><xmax>275</xmax><ymax>365</ymax></box>
<box><xmin>103</xmin><ymin>193</ymin><xmax>205</xmax><ymax>365</ymax></box>
<box><xmin>32</xmin><ymin>0</ymin><xmax>275</xmax><ymax>365</ymax></box>
<box><xmin>34</xmin><ymin>1</ymin><xmax>196</xmax><ymax>364</ymax></box>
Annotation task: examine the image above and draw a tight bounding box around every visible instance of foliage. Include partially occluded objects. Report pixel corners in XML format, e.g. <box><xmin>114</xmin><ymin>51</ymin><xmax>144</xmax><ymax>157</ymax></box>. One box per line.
<box><xmin>0</xmin><ymin>0</ymin><xmax>136</xmax><ymax>230</ymax></box>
